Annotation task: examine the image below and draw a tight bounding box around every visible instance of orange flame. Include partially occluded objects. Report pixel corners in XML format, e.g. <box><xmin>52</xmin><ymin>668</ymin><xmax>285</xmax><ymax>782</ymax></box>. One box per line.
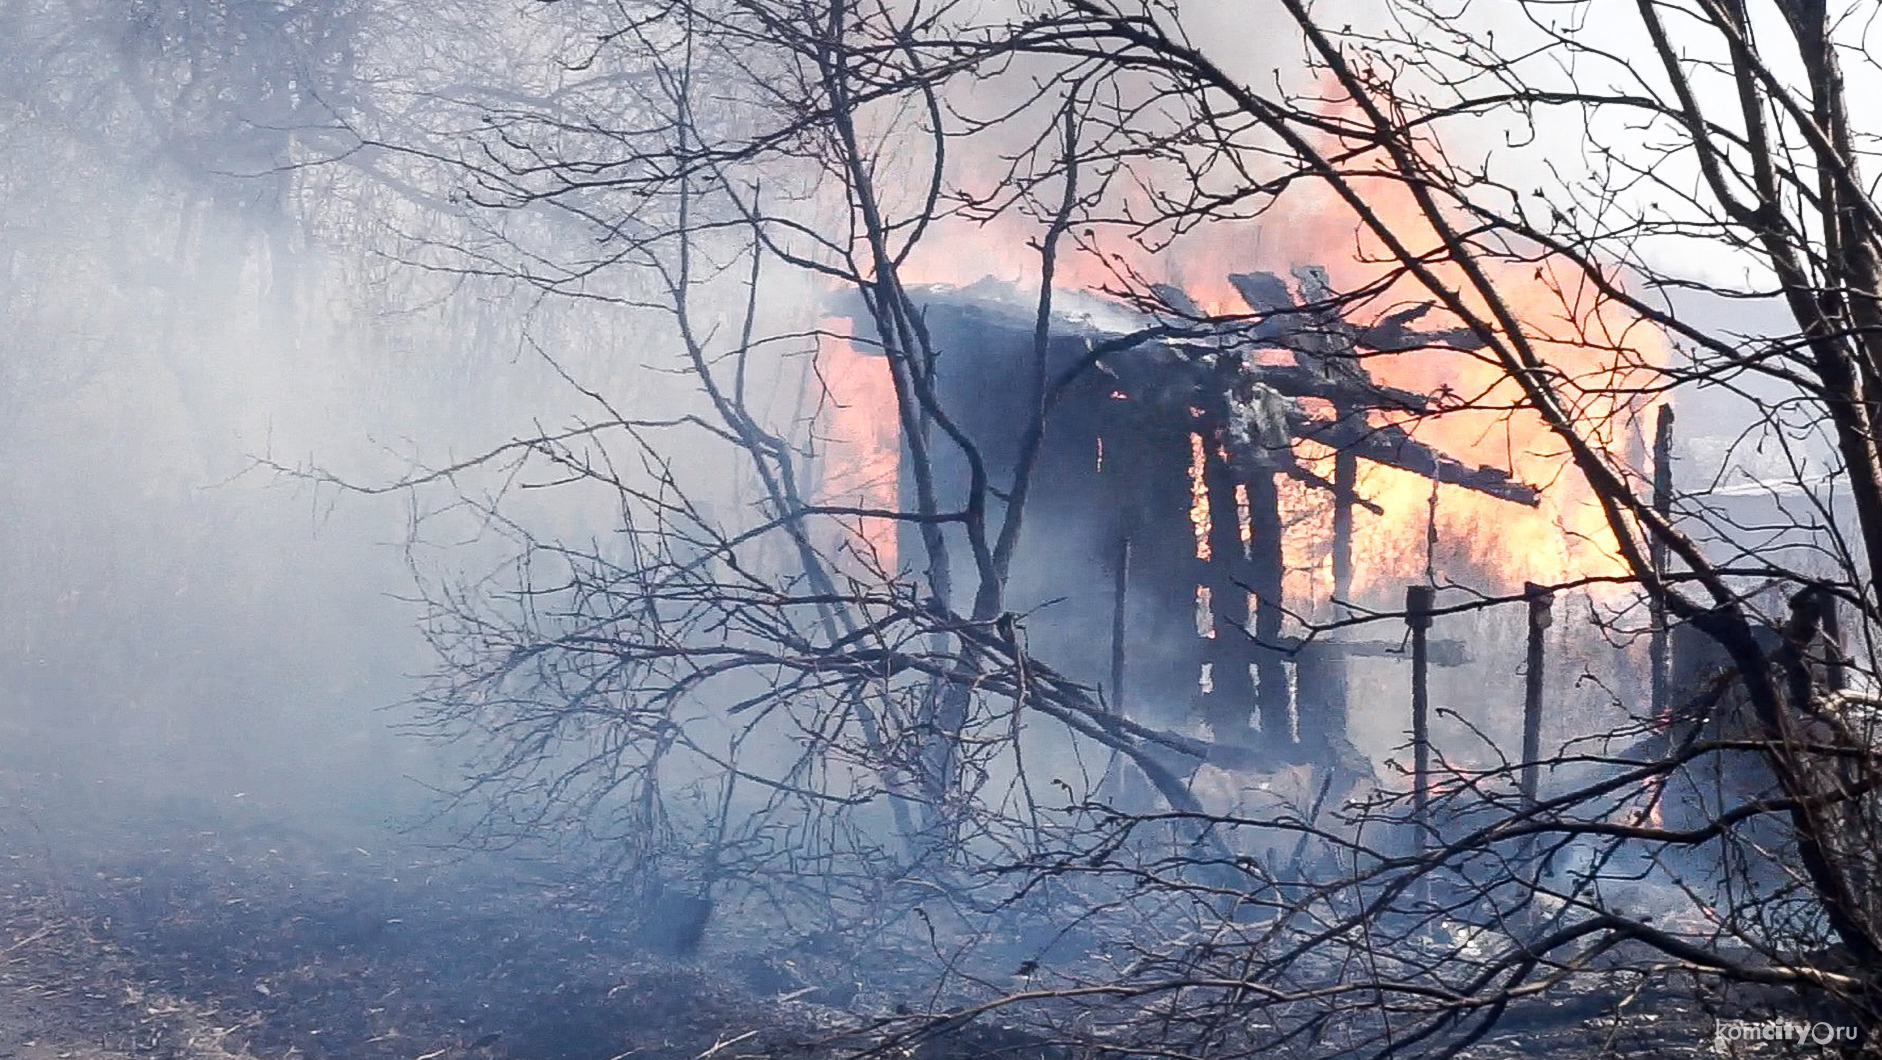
<box><xmin>815</xmin><ymin>320</ymin><xmax>900</xmax><ymax>573</ymax></box>
<box><xmin>1188</xmin><ymin>431</ymin><xmax>1213</xmax><ymax>562</ymax></box>
<box><xmin>814</xmin><ymin>169</ymin><xmax>1664</xmax><ymax>607</ymax></box>
<box><xmin>1214</xmin><ymin>177</ymin><xmax>1666</xmax><ymax>606</ymax></box>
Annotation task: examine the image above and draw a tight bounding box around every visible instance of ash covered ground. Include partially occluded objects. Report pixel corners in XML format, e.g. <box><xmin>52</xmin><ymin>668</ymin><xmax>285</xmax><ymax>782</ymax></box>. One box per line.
<box><xmin>0</xmin><ymin>776</ymin><xmax>1783</xmax><ymax>1060</ymax></box>
<box><xmin>0</xmin><ymin>793</ymin><xmax>847</xmax><ymax>1060</ymax></box>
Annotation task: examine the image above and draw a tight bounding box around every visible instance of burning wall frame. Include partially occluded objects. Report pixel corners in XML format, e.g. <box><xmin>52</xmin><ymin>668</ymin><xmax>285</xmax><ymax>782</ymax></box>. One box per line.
<box><xmin>837</xmin><ymin>269</ymin><xmax>1545</xmax><ymax>767</ymax></box>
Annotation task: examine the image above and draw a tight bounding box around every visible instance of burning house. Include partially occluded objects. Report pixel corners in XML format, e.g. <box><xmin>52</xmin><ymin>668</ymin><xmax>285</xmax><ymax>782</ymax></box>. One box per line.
<box><xmin>834</xmin><ymin>269</ymin><xmax>1551</xmax><ymax>773</ymax></box>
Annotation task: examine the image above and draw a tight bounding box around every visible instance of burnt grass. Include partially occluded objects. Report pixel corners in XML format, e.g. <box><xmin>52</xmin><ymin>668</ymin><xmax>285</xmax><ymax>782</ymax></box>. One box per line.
<box><xmin>0</xmin><ymin>796</ymin><xmax>877</xmax><ymax>1060</ymax></box>
<box><xmin>0</xmin><ymin>794</ymin><xmax>1814</xmax><ymax>1060</ymax></box>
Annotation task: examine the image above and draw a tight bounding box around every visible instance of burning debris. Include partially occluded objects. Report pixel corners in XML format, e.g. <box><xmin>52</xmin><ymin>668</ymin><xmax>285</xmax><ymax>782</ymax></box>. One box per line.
<box><xmin>833</xmin><ymin>267</ymin><xmax>1544</xmax><ymax>771</ymax></box>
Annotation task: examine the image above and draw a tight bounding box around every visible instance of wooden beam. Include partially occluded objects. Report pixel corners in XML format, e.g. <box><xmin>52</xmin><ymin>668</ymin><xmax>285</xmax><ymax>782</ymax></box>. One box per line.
<box><xmin>1294</xmin><ymin>414</ymin><xmax>1542</xmax><ymax>506</ymax></box>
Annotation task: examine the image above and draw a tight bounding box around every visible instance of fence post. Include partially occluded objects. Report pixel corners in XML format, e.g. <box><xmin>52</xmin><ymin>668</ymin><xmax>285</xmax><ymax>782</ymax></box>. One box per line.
<box><xmin>1649</xmin><ymin>405</ymin><xmax>1675</xmax><ymax>721</ymax></box>
<box><xmin>1407</xmin><ymin>584</ymin><xmax>1435</xmax><ymax>848</ymax></box>
<box><xmin>1521</xmin><ymin>582</ymin><xmax>1555</xmax><ymax>806</ymax></box>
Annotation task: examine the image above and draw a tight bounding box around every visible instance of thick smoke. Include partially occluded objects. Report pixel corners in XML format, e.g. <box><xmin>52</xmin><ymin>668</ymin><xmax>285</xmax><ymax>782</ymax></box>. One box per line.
<box><xmin>0</xmin><ymin>25</ymin><xmax>524</xmax><ymax>835</ymax></box>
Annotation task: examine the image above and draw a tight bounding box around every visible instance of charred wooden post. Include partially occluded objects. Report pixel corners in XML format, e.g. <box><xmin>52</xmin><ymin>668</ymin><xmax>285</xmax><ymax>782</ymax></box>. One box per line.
<box><xmin>1783</xmin><ymin>586</ymin><xmax>1836</xmax><ymax>715</ymax></box>
<box><xmin>1331</xmin><ymin>446</ymin><xmax>1358</xmax><ymax>611</ymax></box>
<box><xmin>1096</xmin><ymin>399</ymin><xmax>1196</xmax><ymax>730</ymax></box>
<box><xmin>1649</xmin><ymin>405</ymin><xmax>1675</xmax><ymax>721</ymax></box>
<box><xmin>1822</xmin><ymin>597</ymin><xmax>1847</xmax><ymax>693</ymax></box>
<box><xmin>1197</xmin><ymin>442</ymin><xmax>1259</xmax><ymax>738</ymax></box>
<box><xmin>1313</xmin><ymin>411</ymin><xmax>1359</xmax><ymax>753</ymax></box>
<box><xmin>1199</xmin><ymin>345</ymin><xmax>1292</xmax><ymax>745</ymax></box>
<box><xmin>1521</xmin><ymin>582</ymin><xmax>1555</xmax><ymax>805</ymax></box>
<box><xmin>1407</xmin><ymin>584</ymin><xmax>1435</xmax><ymax>846</ymax></box>
<box><xmin>1246</xmin><ymin>469</ymin><xmax>1291</xmax><ymax>740</ymax></box>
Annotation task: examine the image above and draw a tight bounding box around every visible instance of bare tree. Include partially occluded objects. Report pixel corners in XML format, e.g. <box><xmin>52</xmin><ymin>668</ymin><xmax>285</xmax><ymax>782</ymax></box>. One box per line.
<box><xmin>293</xmin><ymin>0</ymin><xmax>1882</xmax><ymax>1052</ymax></box>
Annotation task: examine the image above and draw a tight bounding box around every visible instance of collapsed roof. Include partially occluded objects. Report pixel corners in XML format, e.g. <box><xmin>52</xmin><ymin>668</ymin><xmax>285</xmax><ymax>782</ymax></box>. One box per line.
<box><xmin>845</xmin><ymin>271</ymin><xmax>1540</xmax><ymax>507</ymax></box>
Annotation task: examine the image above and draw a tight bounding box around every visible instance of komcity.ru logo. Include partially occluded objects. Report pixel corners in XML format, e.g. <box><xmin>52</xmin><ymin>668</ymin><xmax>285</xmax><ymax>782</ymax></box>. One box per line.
<box><xmin>1714</xmin><ymin>1018</ymin><xmax>1860</xmax><ymax>1052</ymax></box>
